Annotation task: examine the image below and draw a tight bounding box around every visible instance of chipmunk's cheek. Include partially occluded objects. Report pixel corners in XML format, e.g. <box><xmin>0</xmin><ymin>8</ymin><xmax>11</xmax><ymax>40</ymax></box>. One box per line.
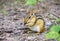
<box><xmin>32</xmin><ymin>26</ymin><xmax>40</xmax><ymax>32</ymax></box>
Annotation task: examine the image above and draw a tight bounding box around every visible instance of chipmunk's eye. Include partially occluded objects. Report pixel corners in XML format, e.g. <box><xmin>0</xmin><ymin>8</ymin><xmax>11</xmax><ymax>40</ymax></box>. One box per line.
<box><xmin>28</xmin><ymin>16</ymin><xmax>31</xmax><ymax>19</ymax></box>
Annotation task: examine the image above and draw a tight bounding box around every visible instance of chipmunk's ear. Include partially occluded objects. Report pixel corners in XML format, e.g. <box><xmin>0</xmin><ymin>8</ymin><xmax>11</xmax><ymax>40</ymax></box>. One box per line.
<box><xmin>30</xmin><ymin>13</ymin><xmax>35</xmax><ymax>16</ymax></box>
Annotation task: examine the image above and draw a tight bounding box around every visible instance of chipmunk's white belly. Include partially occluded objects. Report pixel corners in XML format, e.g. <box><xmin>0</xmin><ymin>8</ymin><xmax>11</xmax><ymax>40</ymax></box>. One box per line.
<box><xmin>29</xmin><ymin>26</ymin><xmax>40</xmax><ymax>32</ymax></box>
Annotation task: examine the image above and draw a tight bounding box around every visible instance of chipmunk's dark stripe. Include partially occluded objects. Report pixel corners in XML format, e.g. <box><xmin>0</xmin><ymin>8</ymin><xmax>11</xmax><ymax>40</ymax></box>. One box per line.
<box><xmin>33</xmin><ymin>18</ymin><xmax>37</xmax><ymax>26</ymax></box>
<box><xmin>31</xmin><ymin>15</ymin><xmax>44</xmax><ymax>26</ymax></box>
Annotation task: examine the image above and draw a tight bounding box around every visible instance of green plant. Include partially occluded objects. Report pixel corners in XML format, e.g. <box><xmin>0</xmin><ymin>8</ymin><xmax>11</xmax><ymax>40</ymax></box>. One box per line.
<box><xmin>25</xmin><ymin>0</ymin><xmax>37</xmax><ymax>5</ymax></box>
<box><xmin>25</xmin><ymin>0</ymin><xmax>44</xmax><ymax>5</ymax></box>
<box><xmin>46</xmin><ymin>25</ymin><xmax>60</xmax><ymax>41</ymax></box>
<box><xmin>58</xmin><ymin>37</ymin><xmax>60</xmax><ymax>41</ymax></box>
<box><xmin>50</xmin><ymin>25</ymin><xmax>60</xmax><ymax>32</ymax></box>
<box><xmin>56</xmin><ymin>18</ymin><xmax>60</xmax><ymax>22</ymax></box>
<box><xmin>46</xmin><ymin>31</ymin><xmax>59</xmax><ymax>39</ymax></box>
<box><xmin>16</xmin><ymin>0</ymin><xmax>44</xmax><ymax>5</ymax></box>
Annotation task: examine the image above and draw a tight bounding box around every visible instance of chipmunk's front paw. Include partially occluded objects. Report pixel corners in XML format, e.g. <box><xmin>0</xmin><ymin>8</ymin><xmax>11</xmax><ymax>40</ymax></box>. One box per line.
<box><xmin>36</xmin><ymin>32</ymin><xmax>40</xmax><ymax>35</ymax></box>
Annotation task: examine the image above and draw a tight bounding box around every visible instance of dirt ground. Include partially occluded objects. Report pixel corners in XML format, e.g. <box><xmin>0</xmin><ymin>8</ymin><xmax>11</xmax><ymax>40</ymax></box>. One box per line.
<box><xmin>0</xmin><ymin>0</ymin><xmax>60</xmax><ymax>41</ymax></box>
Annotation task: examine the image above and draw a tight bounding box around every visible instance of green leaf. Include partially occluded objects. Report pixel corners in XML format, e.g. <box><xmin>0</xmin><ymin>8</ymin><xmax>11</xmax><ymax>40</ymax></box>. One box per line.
<box><xmin>46</xmin><ymin>31</ymin><xmax>59</xmax><ymax>39</ymax></box>
<box><xmin>25</xmin><ymin>0</ymin><xmax>37</xmax><ymax>5</ymax></box>
<box><xmin>58</xmin><ymin>37</ymin><xmax>60</xmax><ymax>41</ymax></box>
<box><xmin>50</xmin><ymin>25</ymin><xmax>60</xmax><ymax>33</ymax></box>
<box><xmin>56</xmin><ymin>18</ymin><xmax>60</xmax><ymax>22</ymax></box>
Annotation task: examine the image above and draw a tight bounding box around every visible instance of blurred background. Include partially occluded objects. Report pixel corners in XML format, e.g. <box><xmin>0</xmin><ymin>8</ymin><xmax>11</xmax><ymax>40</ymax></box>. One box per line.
<box><xmin>0</xmin><ymin>0</ymin><xmax>60</xmax><ymax>41</ymax></box>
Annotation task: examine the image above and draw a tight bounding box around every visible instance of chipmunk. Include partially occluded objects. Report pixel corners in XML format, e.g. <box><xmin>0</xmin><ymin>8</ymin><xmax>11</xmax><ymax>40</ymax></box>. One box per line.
<box><xmin>24</xmin><ymin>10</ymin><xmax>44</xmax><ymax>34</ymax></box>
<box><xmin>24</xmin><ymin>14</ymin><xmax>44</xmax><ymax>34</ymax></box>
